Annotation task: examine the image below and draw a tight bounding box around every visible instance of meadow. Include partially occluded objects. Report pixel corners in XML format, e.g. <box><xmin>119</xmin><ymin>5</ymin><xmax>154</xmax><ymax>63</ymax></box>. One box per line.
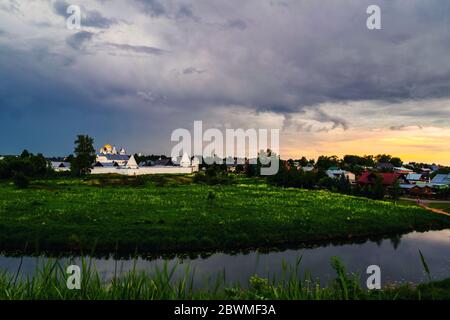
<box><xmin>0</xmin><ymin>174</ymin><xmax>449</xmax><ymax>255</ymax></box>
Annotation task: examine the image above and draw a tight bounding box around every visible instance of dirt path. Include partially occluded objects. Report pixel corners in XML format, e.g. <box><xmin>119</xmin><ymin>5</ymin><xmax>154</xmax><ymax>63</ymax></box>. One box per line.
<box><xmin>400</xmin><ymin>197</ymin><xmax>450</xmax><ymax>204</ymax></box>
<box><xmin>418</xmin><ymin>204</ymin><xmax>450</xmax><ymax>217</ymax></box>
<box><xmin>398</xmin><ymin>197</ymin><xmax>450</xmax><ymax>216</ymax></box>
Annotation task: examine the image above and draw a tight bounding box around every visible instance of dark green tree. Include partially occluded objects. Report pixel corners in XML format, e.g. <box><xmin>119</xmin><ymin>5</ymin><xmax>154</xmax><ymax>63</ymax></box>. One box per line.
<box><xmin>343</xmin><ymin>155</ymin><xmax>363</xmax><ymax>166</ymax></box>
<box><xmin>297</xmin><ymin>156</ymin><xmax>309</xmax><ymax>167</ymax></box>
<box><xmin>362</xmin><ymin>184</ymin><xmax>373</xmax><ymax>198</ymax></box>
<box><xmin>363</xmin><ymin>155</ymin><xmax>376</xmax><ymax>167</ymax></box>
<box><xmin>318</xmin><ymin>176</ymin><xmax>336</xmax><ymax>190</ymax></box>
<box><xmin>31</xmin><ymin>153</ymin><xmax>49</xmax><ymax>176</ymax></box>
<box><xmin>316</xmin><ymin>155</ymin><xmax>339</xmax><ymax>171</ymax></box>
<box><xmin>373</xmin><ymin>176</ymin><xmax>385</xmax><ymax>200</ymax></box>
<box><xmin>375</xmin><ymin>154</ymin><xmax>393</xmax><ymax>164</ymax></box>
<box><xmin>352</xmin><ymin>183</ymin><xmax>363</xmax><ymax>197</ymax></box>
<box><xmin>0</xmin><ymin>151</ymin><xmax>50</xmax><ymax>179</ymax></box>
<box><xmin>13</xmin><ymin>171</ymin><xmax>29</xmax><ymax>189</ymax></box>
<box><xmin>245</xmin><ymin>163</ymin><xmax>257</xmax><ymax>177</ymax></box>
<box><xmin>389</xmin><ymin>179</ymin><xmax>403</xmax><ymax>201</ymax></box>
<box><xmin>71</xmin><ymin>135</ymin><xmax>96</xmax><ymax>176</ymax></box>
<box><xmin>390</xmin><ymin>157</ymin><xmax>403</xmax><ymax>167</ymax></box>
<box><xmin>20</xmin><ymin>149</ymin><xmax>30</xmax><ymax>159</ymax></box>
<box><xmin>300</xmin><ymin>171</ymin><xmax>317</xmax><ymax>189</ymax></box>
<box><xmin>266</xmin><ymin>159</ymin><xmax>288</xmax><ymax>186</ymax></box>
<box><xmin>436</xmin><ymin>187</ymin><xmax>450</xmax><ymax>199</ymax></box>
<box><xmin>337</xmin><ymin>174</ymin><xmax>352</xmax><ymax>195</ymax></box>
<box><xmin>235</xmin><ymin>164</ymin><xmax>245</xmax><ymax>174</ymax></box>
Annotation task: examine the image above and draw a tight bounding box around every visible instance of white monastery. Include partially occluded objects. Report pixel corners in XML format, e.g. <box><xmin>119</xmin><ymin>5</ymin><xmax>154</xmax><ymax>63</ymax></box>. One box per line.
<box><xmin>91</xmin><ymin>144</ymin><xmax>199</xmax><ymax>175</ymax></box>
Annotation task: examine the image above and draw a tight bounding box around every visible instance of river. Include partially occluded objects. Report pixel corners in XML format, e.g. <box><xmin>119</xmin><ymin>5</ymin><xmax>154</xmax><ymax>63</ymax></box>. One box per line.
<box><xmin>1</xmin><ymin>229</ymin><xmax>449</xmax><ymax>287</ymax></box>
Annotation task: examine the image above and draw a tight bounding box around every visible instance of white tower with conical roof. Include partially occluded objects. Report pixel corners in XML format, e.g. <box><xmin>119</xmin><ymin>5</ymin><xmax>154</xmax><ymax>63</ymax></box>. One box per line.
<box><xmin>180</xmin><ymin>152</ymin><xmax>191</xmax><ymax>168</ymax></box>
<box><xmin>126</xmin><ymin>155</ymin><xmax>138</xmax><ymax>169</ymax></box>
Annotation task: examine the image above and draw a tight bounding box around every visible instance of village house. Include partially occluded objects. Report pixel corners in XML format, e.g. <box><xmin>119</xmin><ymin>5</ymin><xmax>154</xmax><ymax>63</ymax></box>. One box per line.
<box><xmin>431</xmin><ymin>174</ymin><xmax>450</xmax><ymax>186</ymax></box>
<box><xmin>301</xmin><ymin>165</ymin><xmax>315</xmax><ymax>172</ymax></box>
<box><xmin>376</xmin><ymin>163</ymin><xmax>395</xmax><ymax>171</ymax></box>
<box><xmin>326</xmin><ymin>167</ymin><xmax>356</xmax><ymax>183</ymax></box>
<box><xmin>420</xmin><ymin>168</ymin><xmax>432</xmax><ymax>174</ymax></box>
<box><xmin>398</xmin><ymin>173</ymin><xmax>450</xmax><ymax>197</ymax></box>
<box><xmin>357</xmin><ymin>172</ymin><xmax>404</xmax><ymax>187</ymax></box>
<box><xmin>405</xmin><ymin>173</ymin><xmax>428</xmax><ymax>184</ymax></box>
<box><xmin>393</xmin><ymin>166</ymin><xmax>414</xmax><ymax>174</ymax></box>
<box><xmin>153</xmin><ymin>158</ymin><xmax>174</xmax><ymax>167</ymax></box>
<box><xmin>399</xmin><ymin>184</ymin><xmax>434</xmax><ymax>196</ymax></box>
<box><xmin>51</xmin><ymin>161</ymin><xmax>71</xmax><ymax>172</ymax></box>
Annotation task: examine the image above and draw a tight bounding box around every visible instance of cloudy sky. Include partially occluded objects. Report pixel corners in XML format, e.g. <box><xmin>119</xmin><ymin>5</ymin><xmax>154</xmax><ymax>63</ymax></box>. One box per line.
<box><xmin>1</xmin><ymin>0</ymin><xmax>450</xmax><ymax>164</ymax></box>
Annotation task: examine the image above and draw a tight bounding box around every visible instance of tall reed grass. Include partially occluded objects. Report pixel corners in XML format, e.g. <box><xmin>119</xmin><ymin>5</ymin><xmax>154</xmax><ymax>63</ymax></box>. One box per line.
<box><xmin>0</xmin><ymin>254</ymin><xmax>447</xmax><ymax>300</ymax></box>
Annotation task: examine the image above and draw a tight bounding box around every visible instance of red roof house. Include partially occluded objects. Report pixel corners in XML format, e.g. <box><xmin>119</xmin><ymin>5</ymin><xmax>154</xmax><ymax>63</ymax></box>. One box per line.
<box><xmin>358</xmin><ymin>172</ymin><xmax>402</xmax><ymax>186</ymax></box>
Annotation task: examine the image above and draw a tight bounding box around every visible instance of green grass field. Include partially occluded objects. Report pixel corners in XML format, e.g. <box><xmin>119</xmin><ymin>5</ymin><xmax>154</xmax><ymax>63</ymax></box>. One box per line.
<box><xmin>0</xmin><ymin>175</ymin><xmax>449</xmax><ymax>255</ymax></box>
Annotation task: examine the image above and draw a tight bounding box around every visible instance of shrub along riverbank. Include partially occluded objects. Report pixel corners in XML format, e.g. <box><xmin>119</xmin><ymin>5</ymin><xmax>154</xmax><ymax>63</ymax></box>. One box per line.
<box><xmin>0</xmin><ymin>175</ymin><xmax>450</xmax><ymax>255</ymax></box>
<box><xmin>1</xmin><ymin>258</ymin><xmax>449</xmax><ymax>300</ymax></box>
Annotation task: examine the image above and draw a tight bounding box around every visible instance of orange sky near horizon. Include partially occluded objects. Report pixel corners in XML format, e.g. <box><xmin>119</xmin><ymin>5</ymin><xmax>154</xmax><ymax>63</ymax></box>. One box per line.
<box><xmin>280</xmin><ymin>126</ymin><xmax>450</xmax><ymax>166</ymax></box>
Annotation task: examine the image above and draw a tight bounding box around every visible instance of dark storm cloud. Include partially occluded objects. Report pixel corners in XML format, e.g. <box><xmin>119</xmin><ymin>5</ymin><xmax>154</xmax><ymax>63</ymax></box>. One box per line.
<box><xmin>53</xmin><ymin>0</ymin><xmax>118</xmax><ymax>29</ymax></box>
<box><xmin>252</xmin><ymin>0</ymin><xmax>450</xmax><ymax>113</ymax></box>
<box><xmin>182</xmin><ymin>67</ymin><xmax>205</xmax><ymax>75</ymax></box>
<box><xmin>0</xmin><ymin>46</ymin><xmax>94</xmax><ymax>115</ymax></box>
<box><xmin>176</xmin><ymin>4</ymin><xmax>195</xmax><ymax>19</ymax></box>
<box><xmin>26</xmin><ymin>1</ymin><xmax>450</xmax><ymax>116</ymax></box>
<box><xmin>66</xmin><ymin>31</ymin><xmax>94</xmax><ymax>50</ymax></box>
<box><xmin>0</xmin><ymin>43</ymin><xmax>140</xmax><ymax>155</ymax></box>
<box><xmin>2</xmin><ymin>0</ymin><xmax>450</xmax><ymax>155</ymax></box>
<box><xmin>312</xmin><ymin>110</ymin><xmax>348</xmax><ymax>131</ymax></box>
<box><xmin>282</xmin><ymin>108</ymin><xmax>348</xmax><ymax>132</ymax></box>
<box><xmin>135</xmin><ymin>0</ymin><xmax>167</xmax><ymax>17</ymax></box>
<box><xmin>134</xmin><ymin>0</ymin><xmax>197</xmax><ymax>20</ymax></box>
<box><xmin>390</xmin><ymin>125</ymin><xmax>422</xmax><ymax>131</ymax></box>
<box><xmin>52</xmin><ymin>0</ymin><xmax>67</xmax><ymax>16</ymax></box>
<box><xmin>104</xmin><ymin>43</ymin><xmax>167</xmax><ymax>55</ymax></box>
<box><xmin>83</xmin><ymin>10</ymin><xmax>118</xmax><ymax>29</ymax></box>
<box><xmin>226</xmin><ymin>19</ymin><xmax>247</xmax><ymax>30</ymax></box>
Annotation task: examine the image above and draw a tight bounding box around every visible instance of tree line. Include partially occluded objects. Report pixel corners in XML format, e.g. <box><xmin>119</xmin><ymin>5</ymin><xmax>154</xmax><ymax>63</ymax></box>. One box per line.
<box><xmin>265</xmin><ymin>159</ymin><xmax>397</xmax><ymax>200</ymax></box>
<box><xmin>0</xmin><ymin>135</ymin><xmax>96</xmax><ymax>188</ymax></box>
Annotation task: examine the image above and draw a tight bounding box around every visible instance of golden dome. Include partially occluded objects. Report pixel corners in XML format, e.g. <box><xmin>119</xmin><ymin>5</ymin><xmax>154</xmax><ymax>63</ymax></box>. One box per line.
<box><xmin>103</xmin><ymin>144</ymin><xmax>113</xmax><ymax>151</ymax></box>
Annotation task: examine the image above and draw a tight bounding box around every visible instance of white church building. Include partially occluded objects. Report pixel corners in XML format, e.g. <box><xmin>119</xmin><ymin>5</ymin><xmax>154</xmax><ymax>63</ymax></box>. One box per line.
<box><xmin>91</xmin><ymin>144</ymin><xmax>199</xmax><ymax>176</ymax></box>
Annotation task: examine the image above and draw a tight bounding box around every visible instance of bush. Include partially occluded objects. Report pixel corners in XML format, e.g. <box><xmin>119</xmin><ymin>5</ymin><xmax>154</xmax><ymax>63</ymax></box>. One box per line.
<box><xmin>153</xmin><ymin>175</ymin><xmax>169</xmax><ymax>187</ymax></box>
<box><xmin>207</xmin><ymin>191</ymin><xmax>216</xmax><ymax>203</ymax></box>
<box><xmin>0</xmin><ymin>151</ymin><xmax>51</xmax><ymax>180</ymax></box>
<box><xmin>193</xmin><ymin>165</ymin><xmax>233</xmax><ymax>185</ymax></box>
<box><xmin>267</xmin><ymin>163</ymin><xmax>317</xmax><ymax>189</ymax></box>
<box><xmin>436</xmin><ymin>187</ymin><xmax>450</xmax><ymax>199</ymax></box>
<box><xmin>13</xmin><ymin>172</ymin><xmax>30</xmax><ymax>189</ymax></box>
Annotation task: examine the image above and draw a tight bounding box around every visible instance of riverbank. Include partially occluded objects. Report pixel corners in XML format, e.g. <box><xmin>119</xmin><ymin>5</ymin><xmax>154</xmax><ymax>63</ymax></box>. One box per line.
<box><xmin>2</xmin><ymin>228</ymin><xmax>449</xmax><ymax>292</ymax></box>
<box><xmin>1</xmin><ymin>258</ymin><xmax>449</xmax><ymax>300</ymax></box>
<box><xmin>1</xmin><ymin>175</ymin><xmax>450</xmax><ymax>255</ymax></box>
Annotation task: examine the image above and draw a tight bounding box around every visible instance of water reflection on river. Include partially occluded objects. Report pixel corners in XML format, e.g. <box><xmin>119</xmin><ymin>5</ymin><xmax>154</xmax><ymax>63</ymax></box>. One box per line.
<box><xmin>1</xmin><ymin>229</ymin><xmax>449</xmax><ymax>287</ymax></box>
